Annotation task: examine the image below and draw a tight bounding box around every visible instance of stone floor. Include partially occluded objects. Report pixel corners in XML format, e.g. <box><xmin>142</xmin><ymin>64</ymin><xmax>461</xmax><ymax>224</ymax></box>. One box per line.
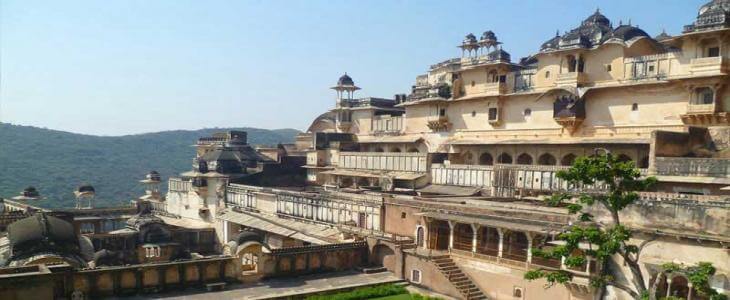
<box><xmin>117</xmin><ymin>271</ymin><xmax>402</xmax><ymax>299</ymax></box>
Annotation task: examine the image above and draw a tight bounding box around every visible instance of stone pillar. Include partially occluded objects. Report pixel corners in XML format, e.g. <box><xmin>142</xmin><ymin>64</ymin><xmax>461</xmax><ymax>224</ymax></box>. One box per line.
<box><xmin>497</xmin><ymin>228</ymin><xmax>504</xmax><ymax>258</ymax></box>
<box><xmin>687</xmin><ymin>282</ymin><xmax>693</xmax><ymax>300</ymax></box>
<box><xmin>526</xmin><ymin>233</ymin><xmax>533</xmax><ymax>264</ymax></box>
<box><xmin>666</xmin><ymin>277</ymin><xmax>673</xmax><ymax>298</ymax></box>
<box><xmin>471</xmin><ymin>224</ymin><xmax>479</xmax><ymax>254</ymax></box>
<box><xmin>448</xmin><ymin>221</ymin><xmax>455</xmax><ymax>251</ymax></box>
<box><xmin>422</xmin><ymin>220</ymin><xmax>430</xmax><ymax>250</ymax></box>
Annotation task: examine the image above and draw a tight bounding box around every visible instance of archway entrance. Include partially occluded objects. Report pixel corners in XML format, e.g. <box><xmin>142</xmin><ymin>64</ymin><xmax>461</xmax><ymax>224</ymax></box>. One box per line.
<box><xmin>428</xmin><ymin>220</ymin><xmax>450</xmax><ymax>250</ymax></box>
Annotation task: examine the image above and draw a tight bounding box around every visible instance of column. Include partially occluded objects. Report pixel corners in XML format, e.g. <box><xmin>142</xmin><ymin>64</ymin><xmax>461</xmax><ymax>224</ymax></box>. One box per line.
<box><xmin>422</xmin><ymin>218</ymin><xmax>430</xmax><ymax>250</ymax></box>
<box><xmin>448</xmin><ymin>221</ymin><xmax>455</xmax><ymax>251</ymax></box>
<box><xmin>497</xmin><ymin>228</ymin><xmax>504</xmax><ymax>258</ymax></box>
<box><xmin>526</xmin><ymin>233</ymin><xmax>533</xmax><ymax>264</ymax></box>
<box><xmin>471</xmin><ymin>224</ymin><xmax>479</xmax><ymax>254</ymax></box>
<box><xmin>688</xmin><ymin>282</ymin><xmax>693</xmax><ymax>300</ymax></box>
<box><xmin>666</xmin><ymin>277</ymin><xmax>673</xmax><ymax>298</ymax></box>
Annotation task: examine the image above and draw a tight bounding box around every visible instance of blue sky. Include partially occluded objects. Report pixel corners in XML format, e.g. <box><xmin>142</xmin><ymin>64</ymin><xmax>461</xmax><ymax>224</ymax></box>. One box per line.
<box><xmin>0</xmin><ymin>0</ymin><xmax>704</xmax><ymax>135</ymax></box>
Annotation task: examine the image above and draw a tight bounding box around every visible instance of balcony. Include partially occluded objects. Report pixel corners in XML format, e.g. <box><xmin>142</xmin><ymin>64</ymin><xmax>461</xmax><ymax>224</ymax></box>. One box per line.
<box><xmin>553</xmin><ymin>97</ymin><xmax>586</xmax><ymax>134</ymax></box>
<box><xmin>338</xmin><ymin>151</ymin><xmax>428</xmax><ymax>172</ymax></box>
<box><xmin>680</xmin><ymin>104</ymin><xmax>730</xmax><ymax>126</ymax></box>
<box><xmin>427</xmin><ymin>116</ymin><xmax>450</xmax><ymax>132</ymax></box>
<box><xmin>555</xmin><ymin>72</ymin><xmax>588</xmax><ymax>87</ymax></box>
<box><xmin>483</xmin><ymin>82</ymin><xmax>508</xmax><ymax>96</ymax></box>
<box><xmin>337</xmin><ymin>121</ymin><xmax>352</xmax><ymax>132</ymax></box>
<box><xmin>690</xmin><ymin>56</ymin><xmax>728</xmax><ymax>76</ymax></box>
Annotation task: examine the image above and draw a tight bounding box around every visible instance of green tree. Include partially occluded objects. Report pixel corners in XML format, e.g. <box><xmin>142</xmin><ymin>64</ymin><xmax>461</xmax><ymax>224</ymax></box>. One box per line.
<box><xmin>524</xmin><ymin>153</ymin><xmax>724</xmax><ymax>299</ymax></box>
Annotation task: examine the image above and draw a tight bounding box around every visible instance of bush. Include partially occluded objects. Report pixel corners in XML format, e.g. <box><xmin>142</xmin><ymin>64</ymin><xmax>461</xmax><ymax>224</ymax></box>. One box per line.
<box><xmin>305</xmin><ymin>284</ymin><xmax>408</xmax><ymax>300</ymax></box>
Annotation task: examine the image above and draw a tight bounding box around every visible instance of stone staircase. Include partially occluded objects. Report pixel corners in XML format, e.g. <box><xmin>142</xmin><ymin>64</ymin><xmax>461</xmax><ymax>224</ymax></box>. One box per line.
<box><xmin>432</xmin><ymin>255</ymin><xmax>487</xmax><ymax>300</ymax></box>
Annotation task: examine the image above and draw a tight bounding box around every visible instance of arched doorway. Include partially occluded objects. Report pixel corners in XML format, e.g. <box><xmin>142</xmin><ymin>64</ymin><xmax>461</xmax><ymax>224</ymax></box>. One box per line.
<box><xmin>497</xmin><ymin>153</ymin><xmax>513</xmax><ymax>164</ymax></box>
<box><xmin>415</xmin><ymin>226</ymin><xmax>425</xmax><ymax>248</ymax></box>
<box><xmin>538</xmin><ymin>153</ymin><xmax>557</xmax><ymax>165</ymax></box>
<box><xmin>668</xmin><ymin>275</ymin><xmax>690</xmax><ymax>299</ymax></box>
<box><xmin>561</xmin><ymin>153</ymin><xmax>577</xmax><ymax>166</ymax></box>
<box><xmin>516</xmin><ymin>153</ymin><xmax>533</xmax><ymax>165</ymax></box>
<box><xmin>371</xmin><ymin>244</ymin><xmax>396</xmax><ymax>270</ymax></box>
<box><xmin>479</xmin><ymin>153</ymin><xmax>493</xmax><ymax>165</ymax></box>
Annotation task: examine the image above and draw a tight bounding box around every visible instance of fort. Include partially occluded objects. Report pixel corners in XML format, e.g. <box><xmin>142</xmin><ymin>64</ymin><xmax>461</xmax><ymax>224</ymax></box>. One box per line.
<box><xmin>1</xmin><ymin>1</ymin><xmax>730</xmax><ymax>299</ymax></box>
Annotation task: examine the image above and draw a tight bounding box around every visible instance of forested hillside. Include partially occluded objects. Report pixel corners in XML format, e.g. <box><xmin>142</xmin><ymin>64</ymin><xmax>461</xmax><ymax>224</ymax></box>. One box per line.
<box><xmin>0</xmin><ymin>123</ymin><xmax>299</xmax><ymax>208</ymax></box>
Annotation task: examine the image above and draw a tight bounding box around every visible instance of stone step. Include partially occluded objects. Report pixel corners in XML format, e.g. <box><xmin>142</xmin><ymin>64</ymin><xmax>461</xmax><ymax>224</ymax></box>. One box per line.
<box><xmin>360</xmin><ymin>266</ymin><xmax>387</xmax><ymax>274</ymax></box>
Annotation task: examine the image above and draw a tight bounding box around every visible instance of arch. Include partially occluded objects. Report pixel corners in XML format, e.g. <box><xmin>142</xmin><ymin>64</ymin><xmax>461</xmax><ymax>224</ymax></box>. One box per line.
<box><xmin>374</xmin><ymin>147</ymin><xmax>385</xmax><ymax>152</ymax></box>
<box><xmin>617</xmin><ymin>154</ymin><xmax>633</xmax><ymax>163</ymax></box>
<box><xmin>561</xmin><ymin>153</ymin><xmax>577</xmax><ymax>166</ymax></box>
<box><xmin>371</xmin><ymin>244</ymin><xmax>396</xmax><ymax>271</ymax></box>
<box><xmin>390</xmin><ymin>147</ymin><xmax>402</xmax><ymax>153</ymax></box>
<box><xmin>463</xmin><ymin>151</ymin><xmax>475</xmax><ymax>164</ymax></box>
<box><xmin>497</xmin><ymin>153</ymin><xmax>513</xmax><ymax>164</ymax></box>
<box><xmin>415</xmin><ymin>226</ymin><xmax>425</xmax><ymax>248</ymax></box>
<box><xmin>478</xmin><ymin>153</ymin><xmax>494</xmax><ymax>166</ymax></box>
<box><xmin>407</xmin><ymin>148</ymin><xmax>419</xmax><ymax>153</ymax></box>
<box><xmin>516</xmin><ymin>153</ymin><xmax>533</xmax><ymax>165</ymax></box>
<box><xmin>668</xmin><ymin>275</ymin><xmax>690</xmax><ymax>299</ymax></box>
<box><xmin>538</xmin><ymin>153</ymin><xmax>557</xmax><ymax>166</ymax></box>
<box><xmin>236</xmin><ymin>242</ymin><xmax>264</xmax><ymax>272</ymax></box>
<box><xmin>453</xmin><ymin>223</ymin><xmax>473</xmax><ymax>251</ymax></box>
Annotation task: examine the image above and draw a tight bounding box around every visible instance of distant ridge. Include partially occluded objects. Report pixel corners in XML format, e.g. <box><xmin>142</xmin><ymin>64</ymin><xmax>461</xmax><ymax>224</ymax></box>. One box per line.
<box><xmin>0</xmin><ymin>123</ymin><xmax>300</xmax><ymax>208</ymax></box>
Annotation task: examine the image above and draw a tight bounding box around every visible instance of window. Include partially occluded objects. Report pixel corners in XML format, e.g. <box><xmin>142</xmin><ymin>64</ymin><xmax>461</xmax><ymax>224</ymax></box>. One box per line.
<box><xmin>488</xmin><ymin>107</ymin><xmax>498</xmax><ymax>121</ymax></box>
<box><xmin>648</xmin><ymin>65</ymin><xmax>655</xmax><ymax>73</ymax></box>
<box><xmin>523</xmin><ymin>108</ymin><xmax>531</xmax><ymax>117</ymax></box>
<box><xmin>695</xmin><ymin>87</ymin><xmax>714</xmax><ymax>105</ymax></box>
<box><xmin>545</xmin><ymin>71</ymin><xmax>550</xmax><ymax>78</ymax></box>
<box><xmin>708</xmin><ymin>47</ymin><xmax>720</xmax><ymax>57</ymax></box>
<box><xmin>499</xmin><ymin>75</ymin><xmax>506</xmax><ymax>83</ymax></box>
<box><xmin>632</xmin><ymin>103</ymin><xmax>639</xmax><ymax>111</ymax></box>
<box><xmin>605</xmin><ymin>64</ymin><xmax>612</xmax><ymax>72</ymax></box>
<box><xmin>470</xmin><ymin>80</ymin><xmax>475</xmax><ymax>87</ymax></box>
<box><xmin>401</xmin><ymin>212</ymin><xmax>406</xmax><ymax>219</ymax></box>
<box><xmin>513</xmin><ymin>286</ymin><xmax>524</xmax><ymax>299</ymax></box>
<box><xmin>439</xmin><ymin>108</ymin><xmax>446</xmax><ymax>117</ymax></box>
<box><xmin>80</xmin><ymin>222</ymin><xmax>95</xmax><ymax>234</ymax></box>
<box><xmin>411</xmin><ymin>269</ymin><xmax>422</xmax><ymax>283</ymax></box>
<box><xmin>471</xmin><ymin>111</ymin><xmax>476</xmax><ymax>117</ymax></box>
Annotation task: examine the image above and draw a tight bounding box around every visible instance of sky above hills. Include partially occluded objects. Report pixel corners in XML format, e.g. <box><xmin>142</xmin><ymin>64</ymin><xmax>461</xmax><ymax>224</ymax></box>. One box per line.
<box><xmin>0</xmin><ymin>0</ymin><xmax>704</xmax><ymax>136</ymax></box>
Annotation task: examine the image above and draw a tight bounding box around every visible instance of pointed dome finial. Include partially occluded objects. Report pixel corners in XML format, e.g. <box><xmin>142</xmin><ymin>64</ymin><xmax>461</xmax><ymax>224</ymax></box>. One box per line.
<box><xmin>556</xmin><ymin>29</ymin><xmax>560</xmax><ymax>36</ymax></box>
<box><xmin>596</xmin><ymin>7</ymin><xmax>600</xmax><ymax>13</ymax></box>
<box><xmin>628</xmin><ymin>18</ymin><xmax>632</xmax><ymax>26</ymax></box>
<box><xmin>619</xmin><ymin>19</ymin><xmax>623</xmax><ymax>26</ymax></box>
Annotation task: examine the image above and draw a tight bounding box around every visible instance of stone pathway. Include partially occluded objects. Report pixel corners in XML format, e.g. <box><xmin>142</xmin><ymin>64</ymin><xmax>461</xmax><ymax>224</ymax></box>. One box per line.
<box><xmin>117</xmin><ymin>271</ymin><xmax>402</xmax><ymax>299</ymax></box>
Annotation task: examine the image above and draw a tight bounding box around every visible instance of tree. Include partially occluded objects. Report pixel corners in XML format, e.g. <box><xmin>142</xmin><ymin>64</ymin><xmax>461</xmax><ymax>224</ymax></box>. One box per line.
<box><xmin>524</xmin><ymin>153</ymin><xmax>725</xmax><ymax>300</ymax></box>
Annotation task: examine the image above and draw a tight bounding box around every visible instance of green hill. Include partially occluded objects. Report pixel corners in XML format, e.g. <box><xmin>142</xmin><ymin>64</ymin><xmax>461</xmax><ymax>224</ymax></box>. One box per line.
<box><xmin>0</xmin><ymin>123</ymin><xmax>300</xmax><ymax>209</ymax></box>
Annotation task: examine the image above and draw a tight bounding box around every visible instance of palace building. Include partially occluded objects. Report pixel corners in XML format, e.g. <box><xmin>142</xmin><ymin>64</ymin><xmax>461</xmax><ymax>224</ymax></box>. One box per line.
<box><xmin>1</xmin><ymin>1</ymin><xmax>730</xmax><ymax>300</ymax></box>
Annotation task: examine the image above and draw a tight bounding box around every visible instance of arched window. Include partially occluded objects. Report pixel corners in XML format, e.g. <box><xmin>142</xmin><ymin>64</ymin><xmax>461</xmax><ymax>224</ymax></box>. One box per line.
<box><xmin>391</xmin><ymin>147</ymin><xmax>402</xmax><ymax>153</ymax></box>
<box><xmin>523</xmin><ymin>108</ymin><xmax>532</xmax><ymax>117</ymax></box>
<box><xmin>497</xmin><ymin>153</ymin><xmax>512</xmax><ymax>164</ymax></box>
<box><xmin>516</xmin><ymin>153</ymin><xmax>533</xmax><ymax>165</ymax></box>
<box><xmin>538</xmin><ymin>153</ymin><xmax>557</xmax><ymax>165</ymax></box>
<box><xmin>631</xmin><ymin>103</ymin><xmax>639</xmax><ymax>111</ymax></box>
<box><xmin>464</xmin><ymin>151</ymin><xmax>475</xmax><ymax>164</ymax></box>
<box><xmin>479</xmin><ymin>153</ymin><xmax>493</xmax><ymax>165</ymax></box>
<box><xmin>694</xmin><ymin>87</ymin><xmax>714</xmax><ymax>105</ymax></box>
<box><xmin>561</xmin><ymin>153</ymin><xmax>577</xmax><ymax>166</ymax></box>
<box><xmin>416</xmin><ymin>226</ymin><xmax>425</xmax><ymax>248</ymax></box>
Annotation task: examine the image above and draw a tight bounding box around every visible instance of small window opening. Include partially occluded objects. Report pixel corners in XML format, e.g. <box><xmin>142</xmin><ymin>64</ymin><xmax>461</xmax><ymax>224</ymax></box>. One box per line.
<box><xmin>632</xmin><ymin>103</ymin><xmax>639</xmax><ymax>111</ymax></box>
<box><xmin>523</xmin><ymin>108</ymin><xmax>532</xmax><ymax>116</ymax></box>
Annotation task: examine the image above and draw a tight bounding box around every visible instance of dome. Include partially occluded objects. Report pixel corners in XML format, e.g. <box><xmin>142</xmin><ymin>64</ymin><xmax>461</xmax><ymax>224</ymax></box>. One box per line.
<box><xmin>487</xmin><ymin>48</ymin><xmax>511</xmax><ymax>62</ymax></box>
<box><xmin>480</xmin><ymin>31</ymin><xmax>497</xmax><ymax>42</ymax></box>
<box><xmin>21</xmin><ymin>186</ymin><xmax>39</xmax><ymax>198</ymax></box>
<box><xmin>7</xmin><ymin>213</ymin><xmax>77</xmax><ymax>251</ymax></box>
<box><xmin>699</xmin><ymin>0</ymin><xmax>730</xmax><ymax>15</ymax></box>
<box><xmin>145</xmin><ymin>171</ymin><xmax>161</xmax><ymax>181</ymax></box>
<box><xmin>463</xmin><ymin>33</ymin><xmax>477</xmax><ymax>44</ymax></box>
<box><xmin>337</xmin><ymin>73</ymin><xmax>354</xmax><ymax>86</ymax></box>
<box><xmin>654</xmin><ymin>30</ymin><xmax>672</xmax><ymax>41</ymax></box>
<box><xmin>609</xmin><ymin>25</ymin><xmax>650</xmax><ymax>41</ymax></box>
<box><xmin>582</xmin><ymin>9</ymin><xmax>611</xmax><ymax>27</ymax></box>
<box><xmin>540</xmin><ymin>34</ymin><xmax>561</xmax><ymax>51</ymax></box>
<box><xmin>76</xmin><ymin>184</ymin><xmax>95</xmax><ymax>194</ymax></box>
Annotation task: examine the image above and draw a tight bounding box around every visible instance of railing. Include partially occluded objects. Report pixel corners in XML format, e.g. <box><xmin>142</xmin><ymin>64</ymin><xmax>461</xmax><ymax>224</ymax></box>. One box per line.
<box><xmin>196</xmin><ymin>137</ymin><xmax>227</xmax><ymax>145</ymax></box>
<box><xmin>372</xmin><ymin>116</ymin><xmax>403</xmax><ymax>134</ymax></box>
<box><xmin>168</xmin><ymin>178</ymin><xmax>191</xmax><ymax>192</ymax></box>
<box><xmin>338</xmin><ymin>151</ymin><xmax>428</xmax><ymax>173</ymax></box>
<box><xmin>686</xmin><ymin>103</ymin><xmax>715</xmax><ymax>113</ymax></box>
<box><xmin>690</xmin><ymin>56</ymin><xmax>727</xmax><ymax>75</ymax></box>
<box><xmin>654</xmin><ymin>157</ymin><xmax>730</xmax><ymax>178</ymax></box>
<box><xmin>555</xmin><ymin>72</ymin><xmax>587</xmax><ymax>87</ymax></box>
<box><xmin>483</xmin><ymin>82</ymin><xmax>507</xmax><ymax>96</ymax></box>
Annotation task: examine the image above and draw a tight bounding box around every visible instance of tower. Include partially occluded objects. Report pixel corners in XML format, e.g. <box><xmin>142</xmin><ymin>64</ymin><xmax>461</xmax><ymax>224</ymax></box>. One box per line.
<box><xmin>74</xmin><ymin>184</ymin><xmax>95</xmax><ymax>209</ymax></box>
<box><xmin>330</xmin><ymin>73</ymin><xmax>361</xmax><ymax>132</ymax></box>
<box><xmin>140</xmin><ymin>171</ymin><xmax>162</xmax><ymax>201</ymax></box>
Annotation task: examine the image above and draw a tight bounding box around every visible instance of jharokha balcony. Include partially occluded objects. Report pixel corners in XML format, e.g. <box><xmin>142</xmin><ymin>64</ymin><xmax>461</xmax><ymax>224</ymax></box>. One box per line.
<box><xmin>553</xmin><ymin>96</ymin><xmax>586</xmax><ymax>134</ymax></box>
<box><xmin>427</xmin><ymin>116</ymin><xmax>450</xmax><ymax>132</ymax></box>
<box><xmin>555</xmin><ymin>72</ymin><xmax>588</xmax><ymax>88</ymax></box>
<box><xmin>680</xmin><ymin>103</ymin><xmax>730</xmax><ymax>126</ymax></box>
<box><xmin>689</xmin><ymin>56</ymin><xmax>729</xmax><ymax>76</ymax></box>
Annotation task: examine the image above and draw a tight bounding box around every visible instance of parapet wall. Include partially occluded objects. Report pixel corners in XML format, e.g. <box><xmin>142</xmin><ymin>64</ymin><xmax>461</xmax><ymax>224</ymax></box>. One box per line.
<box><xmin>258</xmin><ymin>241</ymin><xmax>368</xmax><ymax>278</ymax></box>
